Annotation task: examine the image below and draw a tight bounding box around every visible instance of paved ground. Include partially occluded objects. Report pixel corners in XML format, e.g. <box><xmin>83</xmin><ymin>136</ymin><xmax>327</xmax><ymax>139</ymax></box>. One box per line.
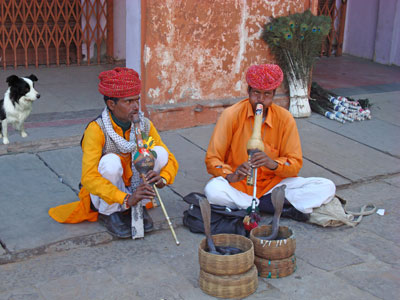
<box><xmin>0</xmin><ymin>56</ymin><xmax>399</xmax><ymax>299</ymax></box>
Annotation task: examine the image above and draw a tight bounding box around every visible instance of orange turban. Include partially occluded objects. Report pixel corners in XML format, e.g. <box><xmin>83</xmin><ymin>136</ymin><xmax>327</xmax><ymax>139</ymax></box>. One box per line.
<box><xmin>246</xmin><ymin>64</ymin><xmax>283</xmax><ymax>91</ymax></box>
<box><xmin>98</xmin><ymin>67</ymin><xmax>141</xmax><ymax>98</ymax></box>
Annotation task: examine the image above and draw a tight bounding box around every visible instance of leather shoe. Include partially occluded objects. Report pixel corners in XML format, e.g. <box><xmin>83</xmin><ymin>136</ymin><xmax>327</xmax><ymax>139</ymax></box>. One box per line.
<box><xmin>143</xmin><ymin>208</ymin><xmax>154</xmax><ymax>233</ymax></box>
<box><xmin>281</xmin><ymin>206</ymin><xmax>310</xmax><ymax>222</ymax></box>
<box><xmin>98</xmin><ymin>212</ymin><xmax>131</xmax><ymax>238</ymax></box>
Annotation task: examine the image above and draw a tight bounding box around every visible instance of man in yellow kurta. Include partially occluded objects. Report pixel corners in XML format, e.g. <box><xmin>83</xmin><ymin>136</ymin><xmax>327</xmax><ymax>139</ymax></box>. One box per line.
<box><xmin>205</xmin><ymin>64</ymin><xmax>335</xmax><ymax>221</ymax></box>
<box><xmin>49</xmin><ymin>67</ymin><xmax>178</xmax><ymax>238</ymax></box>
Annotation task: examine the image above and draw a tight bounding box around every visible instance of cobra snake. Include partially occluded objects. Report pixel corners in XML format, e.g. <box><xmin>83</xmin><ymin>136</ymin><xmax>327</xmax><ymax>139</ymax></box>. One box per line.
<box><xmin>260</xmin><ymin>184</ymin><xmax>286</xmax><ymax>240</ymax></box>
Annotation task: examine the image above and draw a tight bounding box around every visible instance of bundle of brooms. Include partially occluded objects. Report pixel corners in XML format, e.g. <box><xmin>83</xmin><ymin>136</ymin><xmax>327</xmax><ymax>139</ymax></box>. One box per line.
<box><xmin>310</xmin><ymin>82</ymin><xmax>372</xmax><ymax>123</ymax></box>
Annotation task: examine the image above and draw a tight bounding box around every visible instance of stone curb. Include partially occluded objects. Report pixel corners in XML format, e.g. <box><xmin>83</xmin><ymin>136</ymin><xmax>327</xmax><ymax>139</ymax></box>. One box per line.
<box><xmin>0</xmin><ymin>217</ymin><xmax>183</xmax><ymax>265</ymax></box>
<box><xmin>0</xmin><ymin>135</ymin><xmax>82</xmax><ymax>155</ymax></box>
<box><xmin>0</xmin><ymin>232</ymin><xmax>113</xmax><ymax>265</ymax></box>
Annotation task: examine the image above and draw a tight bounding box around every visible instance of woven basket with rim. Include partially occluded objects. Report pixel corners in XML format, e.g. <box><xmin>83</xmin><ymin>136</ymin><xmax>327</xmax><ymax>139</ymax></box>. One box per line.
<box><xmin>250</xmin><ymin>225</ymin><xmax>296</xmax><ymax>260</ymax></box>
<box><xmin>254</xmin><ymin>254</ymin><xmax>296</xmax><ymax>278</ymax></box>
<box><xmin>198</xmin><ymin>234</ymin><xmax>254</xmax><ymax>276</ymax></box>
<box><xmin>199</xmin><ymin>265</ymin><xmax>258</xmax><ymax>299</ymax></box>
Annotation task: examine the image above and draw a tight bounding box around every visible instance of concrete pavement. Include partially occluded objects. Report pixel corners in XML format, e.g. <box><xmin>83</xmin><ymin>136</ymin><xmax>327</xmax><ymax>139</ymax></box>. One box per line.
<box><xmin>0</xmin><ymin>56</ymin><xmax>400</xmax><ymax>299</ymax></box>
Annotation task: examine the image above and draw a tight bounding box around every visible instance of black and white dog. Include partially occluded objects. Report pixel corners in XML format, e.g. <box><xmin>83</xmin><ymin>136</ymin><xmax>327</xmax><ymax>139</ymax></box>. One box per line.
<box><xmin>0</xmin><ymin>74</ymin><xmax>40</xmax><ymax>144</ymax></box>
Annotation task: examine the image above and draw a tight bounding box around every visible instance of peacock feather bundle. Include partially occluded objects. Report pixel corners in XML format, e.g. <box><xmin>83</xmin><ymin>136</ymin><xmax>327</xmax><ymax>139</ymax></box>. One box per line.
<box><xmin>262</xmin><ymin>10</ymin><xmax>331</xmax><ymax>118</ymax></box>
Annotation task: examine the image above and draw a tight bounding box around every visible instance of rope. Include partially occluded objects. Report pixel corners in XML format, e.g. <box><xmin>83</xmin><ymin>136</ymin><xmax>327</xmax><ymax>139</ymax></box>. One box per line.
<box><xmin>345</xmin><ymin>204</ymin><xmax>377</xmax><ymax>225</ymax></box>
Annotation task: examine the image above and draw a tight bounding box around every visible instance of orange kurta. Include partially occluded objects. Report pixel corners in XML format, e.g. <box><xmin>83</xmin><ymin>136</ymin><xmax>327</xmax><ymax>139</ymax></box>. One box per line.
<box><xmin>205</xmin><ymin>99</ymin><xmax>302</xmax><ymax>198</ymax></box>
<box><xmin>49</xmin><ymin>114</ymin><xmax>179</xmax><ymax>223</ymax></box>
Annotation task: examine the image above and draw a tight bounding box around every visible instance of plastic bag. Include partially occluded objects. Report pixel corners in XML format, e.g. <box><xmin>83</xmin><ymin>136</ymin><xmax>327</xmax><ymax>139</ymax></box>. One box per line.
<box><xmin>309</xmin><ymin>196</ymin><xmax>376</xmax><ymax>227</ymax></box>
<box><xmin>182</xmin><ymin>192</ymin><xmax>247</xmax><ymax>235</ymax></box>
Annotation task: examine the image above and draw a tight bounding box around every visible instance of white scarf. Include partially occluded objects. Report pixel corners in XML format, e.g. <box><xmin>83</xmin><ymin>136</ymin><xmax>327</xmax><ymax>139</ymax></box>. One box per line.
<box><xmin>101</xmin><ymin>107</ymin><xmax>146</xmax><ymax>239</ymax></box>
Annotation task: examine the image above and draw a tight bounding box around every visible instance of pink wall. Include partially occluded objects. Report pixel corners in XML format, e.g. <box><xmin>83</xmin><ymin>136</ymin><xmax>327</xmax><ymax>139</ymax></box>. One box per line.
<box><xmin>392</xmin><ymin>0</ymin><xmax>400</xmax><ymax>66</ymax></box>
<box><xmin>375</xmin><ymin>0</ymin><xmax>400</xmax><ymax>65</ymax></box>
<box><xmin>343</xmin><ymin>0</ymin><xmax>400</xmax><ymax>66</ymax></box>
<box><xmin>343</xmin><ymin>0</ymin><xmax>378</xmax><ymax>60</ymax></box>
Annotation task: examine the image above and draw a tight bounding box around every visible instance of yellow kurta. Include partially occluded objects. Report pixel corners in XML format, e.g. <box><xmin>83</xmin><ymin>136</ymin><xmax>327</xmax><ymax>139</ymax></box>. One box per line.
<box><xmin>49</xmin><ymin>115</ymin><xmax>179</xmax><ymax>223</ymax></box>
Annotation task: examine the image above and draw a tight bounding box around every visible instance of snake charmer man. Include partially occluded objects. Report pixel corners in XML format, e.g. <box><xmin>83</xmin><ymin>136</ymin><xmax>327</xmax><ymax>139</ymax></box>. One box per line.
<box><xmin>204</xmin><ymin>64</ymin><xmax>335</xmax><ymax>221</ymax></box>
<box><xmin>49</xmin><ymin>67</ymin><xmax>179</xmax><ymax>239</ymax></box>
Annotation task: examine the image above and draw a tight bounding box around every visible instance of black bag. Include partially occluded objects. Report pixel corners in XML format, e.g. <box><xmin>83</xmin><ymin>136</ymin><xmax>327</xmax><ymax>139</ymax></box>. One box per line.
<box><xmin>182</xmin><ymin>192</ymin><xmax>247</xmax><ymax>236</ymax></box>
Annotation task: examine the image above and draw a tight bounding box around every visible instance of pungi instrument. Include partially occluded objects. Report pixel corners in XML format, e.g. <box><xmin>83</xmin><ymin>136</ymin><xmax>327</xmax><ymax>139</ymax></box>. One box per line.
<box><xmin>246</xmin><ymin>103</ymin><xmax>265</xmax><ymax>185</ymax></box>
<box><xmin>245</xmin><ymin>103</ymin><xmax>264</xmax><ymax>227</ymax></box>
<box><xmin>132</xmin><ymin>116</ymin><xmax>180</xmax><ymax>245</ymax></box>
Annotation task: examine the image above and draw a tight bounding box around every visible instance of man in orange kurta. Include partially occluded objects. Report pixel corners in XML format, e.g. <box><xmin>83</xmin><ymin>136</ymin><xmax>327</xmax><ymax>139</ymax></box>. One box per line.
<box><xmin>204</xmin><ymin>64</ymin><xmax>335</xmax><ymax>221</ymax></box>
<box><xmin>49</xmin><ymin>67</ymin><xmax>178</xmax><ymax>238</ymax></box>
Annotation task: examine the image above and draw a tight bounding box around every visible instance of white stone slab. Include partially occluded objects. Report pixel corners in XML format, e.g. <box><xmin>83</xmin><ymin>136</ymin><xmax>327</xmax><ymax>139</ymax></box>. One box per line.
<box><xmin>335</xmin><ymin>262</ymin><xmax>400</xmax><ymax>300</ymax></box>
<box><xmin>37</xmin><ymin>147</ymin><xmax>83</xmax><ymax>192</ymax></box>
<box><xmin>299</xmin><ymin>158</ymin><xmax>350</xmax><ymax>187</ymax></box>
<box><xmin>160</xmin><ymin>131</ymin><xmax>210</xmax><ymax>196</ymax></box>
<box><xmin>0</xmin><ymin>153</ymin><xmax>102</xmax><ymax>253</ymax></box>
<box><xmin>297</xmin><ymin>119</ymin><xmax>400</xmax><ymax>182</ymax></box>
<box><xmin>308</xmin><ymin>114</ymin><xmax>400</xmax><ymax>157</ymax></box>
<box><xmin>354</xmin><ymin>91</ymin><xmax>400</xmax><ymax>126</ymax></box>
<box><xmin>175</xmin><ymin>124</ymin><xmax>215</xmax><ymax>151</ymax></box>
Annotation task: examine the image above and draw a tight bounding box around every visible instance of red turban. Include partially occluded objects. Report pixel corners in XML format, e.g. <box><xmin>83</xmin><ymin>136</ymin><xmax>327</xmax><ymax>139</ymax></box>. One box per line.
<box><xmin>246</xmin><ymin>64</ymin><xmax>283</xmax><ymax>91</ymax></box>
<box><xmin>98</xmin><ymin>67</ymin><xmax>141</xmax><ymax>98</ymax></box>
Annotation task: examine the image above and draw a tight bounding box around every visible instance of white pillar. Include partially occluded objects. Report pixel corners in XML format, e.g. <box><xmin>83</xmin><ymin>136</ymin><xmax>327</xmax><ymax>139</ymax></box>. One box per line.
<box><xmin>126</xmin><ymin>0</ymin><xmax>141</xmax><ymax>74</ymax></box>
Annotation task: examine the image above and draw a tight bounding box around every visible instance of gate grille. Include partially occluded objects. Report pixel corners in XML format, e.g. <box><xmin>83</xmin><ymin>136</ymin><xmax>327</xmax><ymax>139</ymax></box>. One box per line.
<box><xmin>0</xmin><ymin>0</ymin><xmax>113</xmax><ymax>69</ymax></box>
<box><xmin>318</xmin><ymin>0</ymin><xmax>347</xmax><ymax>56</ymax></box>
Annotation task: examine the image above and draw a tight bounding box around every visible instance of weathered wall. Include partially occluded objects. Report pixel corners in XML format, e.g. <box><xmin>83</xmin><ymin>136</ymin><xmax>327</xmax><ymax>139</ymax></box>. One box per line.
<box><xmin>141</xmin><ymin>0</ymin><xmax>316</xmax><ymax>130</ymax></box>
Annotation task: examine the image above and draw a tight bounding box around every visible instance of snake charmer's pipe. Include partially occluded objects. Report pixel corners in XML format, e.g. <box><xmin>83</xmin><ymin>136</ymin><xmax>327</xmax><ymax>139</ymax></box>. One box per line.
<box><xmin>247</xmin><ymin>103</ymin><xmax>265</xmax><ymax>186</ymax></box>
<box><xmin>246</xmin><ymin>103</ymin><xmax>265</xmax><ymax>219</ymax></box>
<box><xmin>132</xmin><ymin>116</ymin><xmax>180</xmax><ymax>246</ymax></box>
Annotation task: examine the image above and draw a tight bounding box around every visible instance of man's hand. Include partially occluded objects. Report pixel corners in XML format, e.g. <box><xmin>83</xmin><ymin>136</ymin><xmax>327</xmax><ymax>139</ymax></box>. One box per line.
<box><xmin>145</xmin><ymin>170</ymin><xmax>161</xmax><ymax>184</ymax></box>
<box><xmin>226</xmin><ymin>162</ymin><xmax>252</xmax><ymax>183</ymax></box>
<box><xmin>127</xmin><ymin>183</ymin><xmax>155</xmax><ymax>206</ymax></box>
<box><xmin>145</xmin><ymin>170</ymin><xmax>166</xmax><ymax>189</ymax></box>
<box><xmin>226</xmin><ymin>152</ymin><xmax>278</xmax><ymax>183</ymax></box>
<box><xmin>250</xmin><ymin>151</ymin><xmax>278</xmax><ymax>170</ymax></box>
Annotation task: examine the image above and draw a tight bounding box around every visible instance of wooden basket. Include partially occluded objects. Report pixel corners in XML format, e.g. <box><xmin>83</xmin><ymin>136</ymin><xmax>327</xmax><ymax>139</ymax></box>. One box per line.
<box><xmin>199</xmin><ymin>265</ymin><xmax>258</xmax><ymax>299</ymax></box>
<box><xmin>198</xmin><ymin>234</ymin><xmax>254</xmax><ymax>276</ymax></box>
<box><xmin>254</xmin><ymin>255</ymin><xmax>296</xmax><ymax>278</ymax></box>
<box><xmin>250</xmin><ymin>225</ymin><xmax>296</xmax><ymax>260</ymax></box>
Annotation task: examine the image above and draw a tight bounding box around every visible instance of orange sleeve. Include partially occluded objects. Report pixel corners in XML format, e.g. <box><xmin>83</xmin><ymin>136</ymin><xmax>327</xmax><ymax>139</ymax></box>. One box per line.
<box><xmin>80</xmin><ymin>122</ymin><xmax>127</xmax><ymax>205</ymax></box>
<box><xmin>148</xmin><ymin>121</ymin><xmax>179</xmax><ymax>184</ymax></box>
<box><xmin>205</xmin><ymin>109</ymin><xmax>235</xmax><ymax>178</ymax></box>
<box><xmin>273</xmin><ymin>115</ymin><xmax>303</xmax><ymax>177</ymax></box>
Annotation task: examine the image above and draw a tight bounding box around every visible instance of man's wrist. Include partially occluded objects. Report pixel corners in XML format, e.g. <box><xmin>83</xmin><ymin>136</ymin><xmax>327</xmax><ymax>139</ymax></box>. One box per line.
<box><xmin>225</xmin><ymin>174</ymin><xmax>230</xmax><ymax>182</ymax></box>
<box><xmin>155</xmin><ymin>176</ymin><xmax>167</xmax><ymax>188</ymax></box>
<box><xmin>126</xmin><ymin>193</ymin><xmax>139</xmax><ymax>207</ymax></box>
<box><xmin>225</xmin><ymin>173</ymin><xmax>234</xmax><ymax>183</ymax></box>
<box><xmin>123</xmin><ymin>194</ymin><xmax>130</xmax><ymax>209</ymax></box>
<box><xmin>269</xmin><ymin>161</ymin><xmax>278</xmax><ymax>170</ymax></box>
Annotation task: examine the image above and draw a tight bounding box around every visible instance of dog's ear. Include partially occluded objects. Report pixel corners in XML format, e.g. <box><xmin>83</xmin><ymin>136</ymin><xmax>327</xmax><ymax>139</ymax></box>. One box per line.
<box><xmin>27</xmin><ymin>74</ymin><xmax>38</xmax><ymax>82</ymax></box>
<box><xmin>6</xmin><ymin>75</ymin><xmax>19</xmax><ymax>86</ymax></box>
